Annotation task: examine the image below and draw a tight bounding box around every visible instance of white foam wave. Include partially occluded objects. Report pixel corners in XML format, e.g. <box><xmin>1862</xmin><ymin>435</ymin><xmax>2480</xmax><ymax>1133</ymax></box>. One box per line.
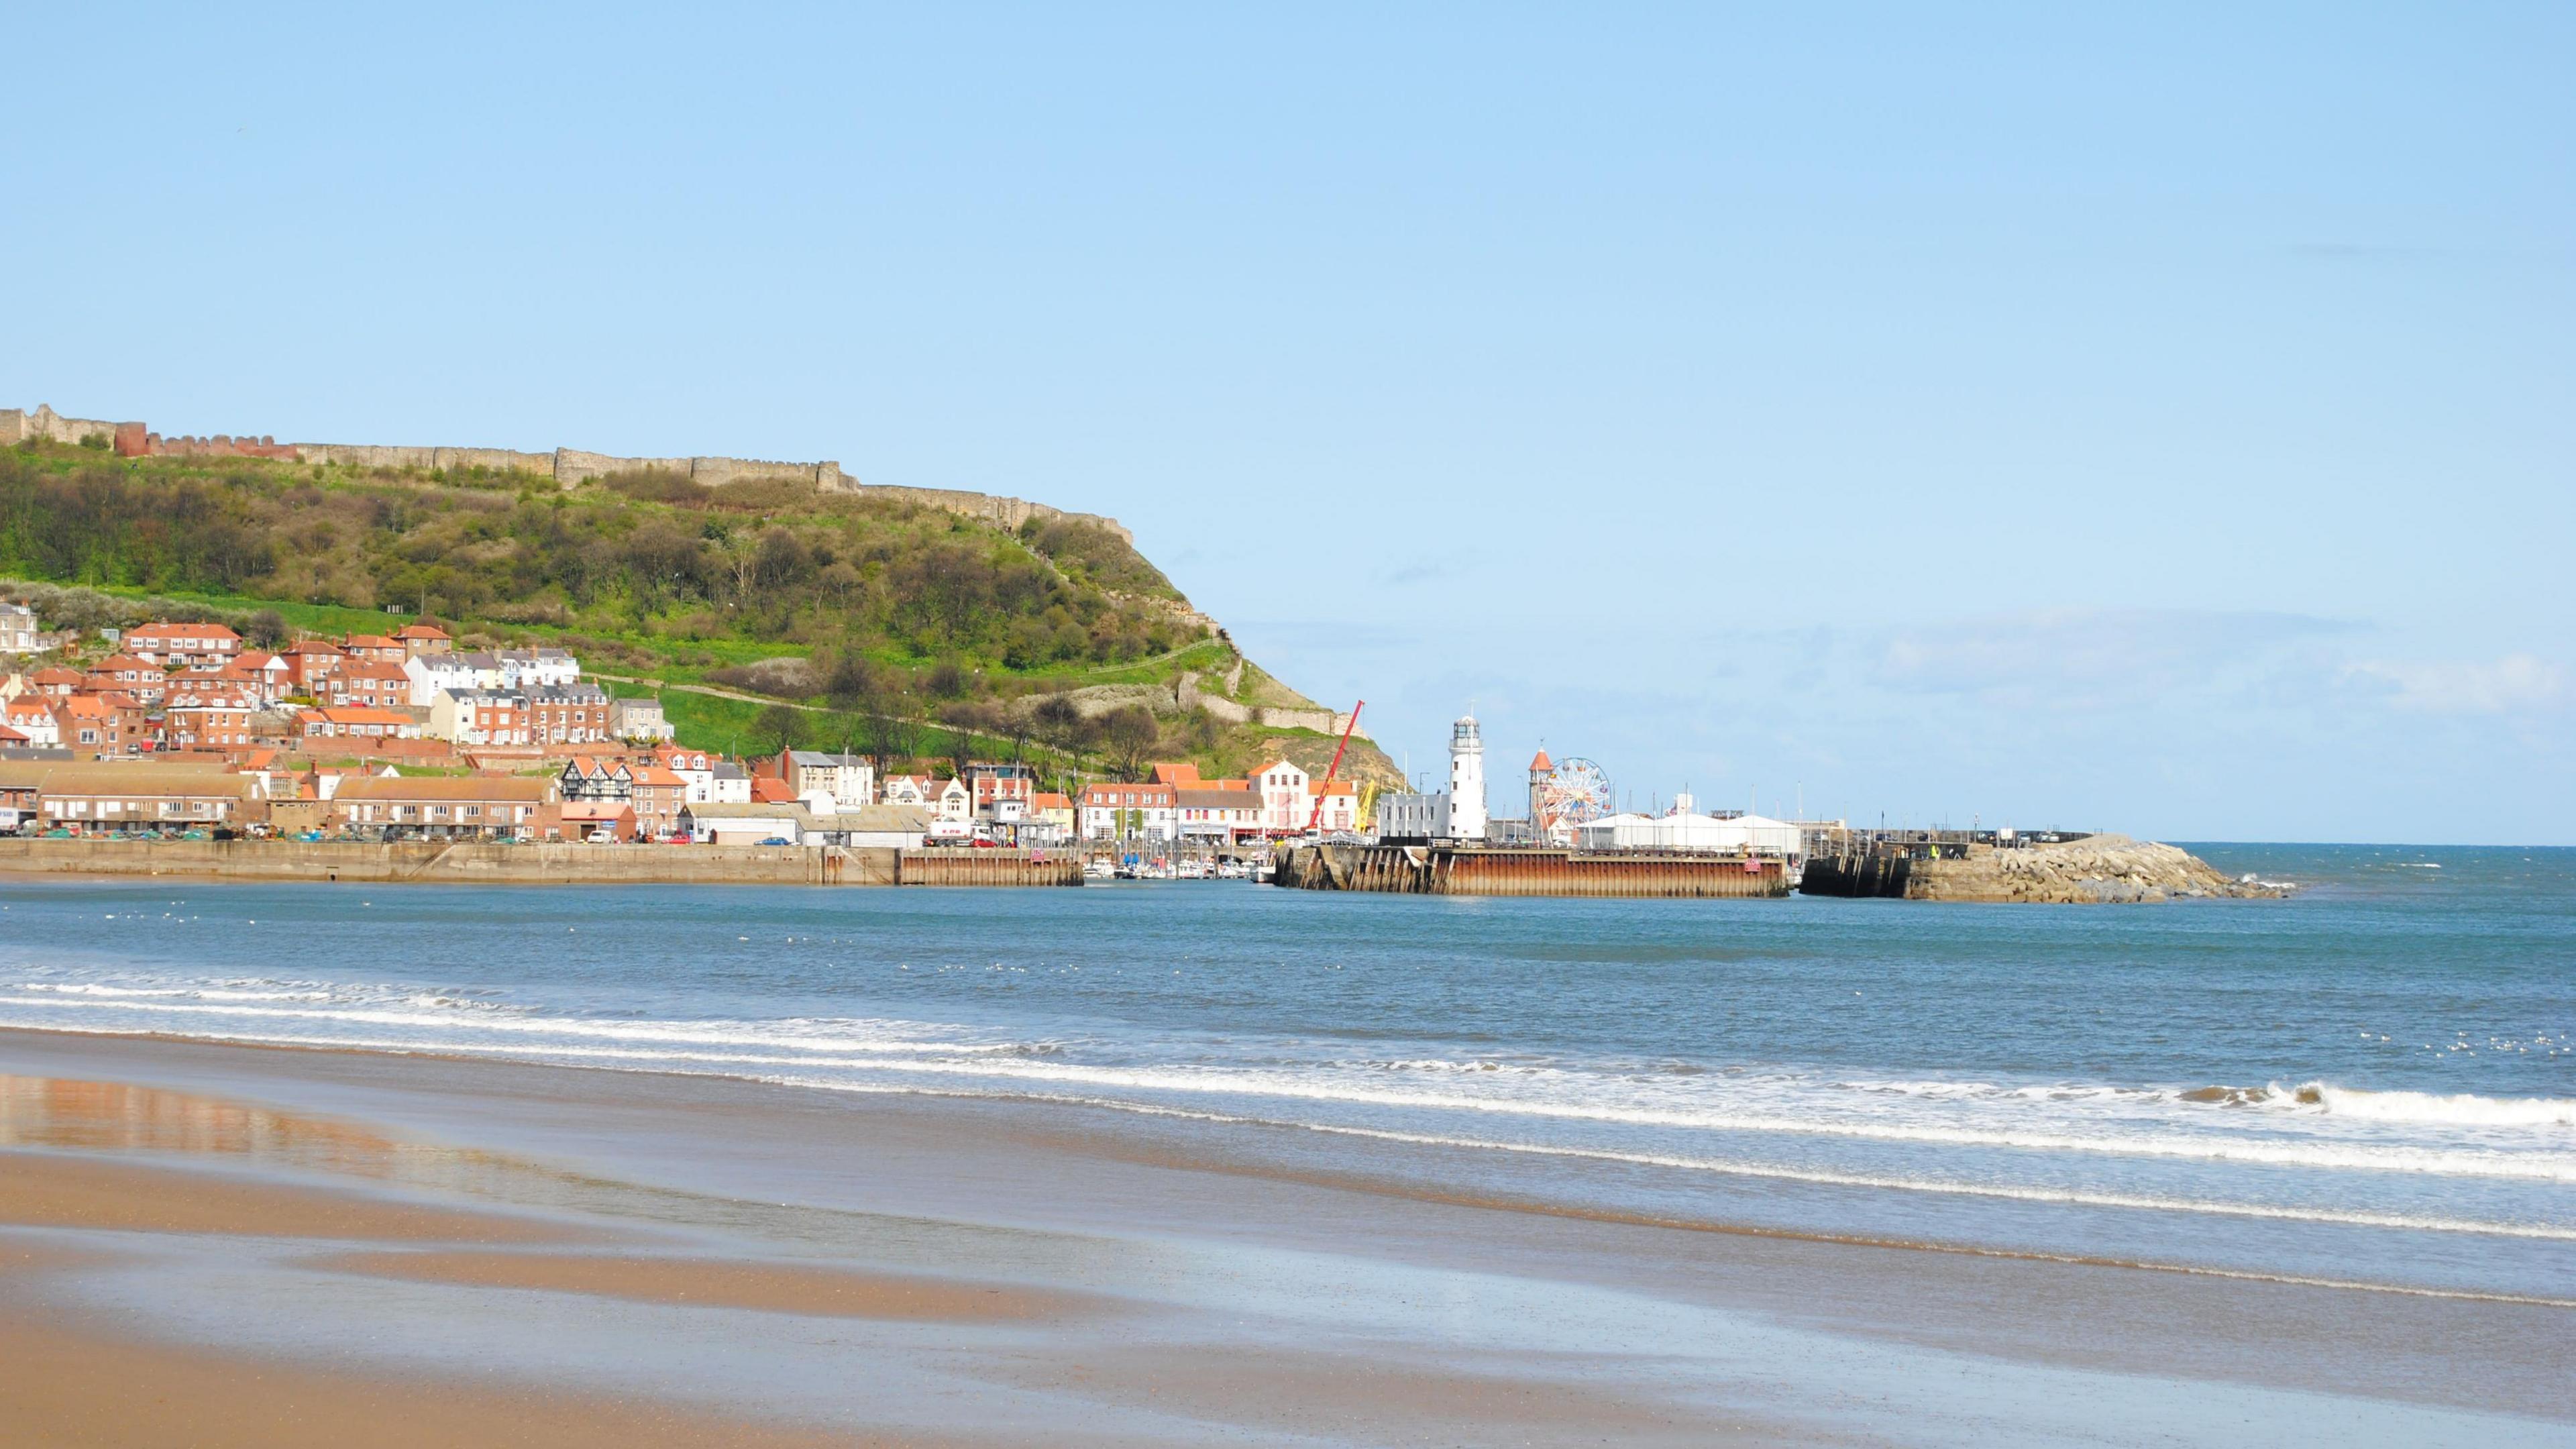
<box><xmin>18</xmin><ymin>1010</ymin><xmax>2569</xmax><ymax>1248</ymax></box>
<box><xmin>745</xmin><ymin>1077</ymin><xmax>2576</xmax><ymax>1244</ymax></box>
<box><xmin>6</xmin><ymin>992</ymin><xmax>2569</xmax><ymax>1183</ymax></box>
<box><xmin>0</xmin><ymin>994</ymin><xmax>1023</xmax><ymax>1057</ymax></box>
<box><xmin>2304</xmin><ymin>1083</ymin><xmax>2575</xmax><ymax>1128</ymax></box>
<box><xmin>12</xmin><ymin>982</ymin><xmax>332</xmax><ymax>1003</ymax></box>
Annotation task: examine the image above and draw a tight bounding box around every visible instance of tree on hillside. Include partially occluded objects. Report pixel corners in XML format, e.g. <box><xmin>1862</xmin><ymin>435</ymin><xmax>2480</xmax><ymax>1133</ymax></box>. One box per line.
<box><xmin>1002</xmin><ymin>706</ymin><xmax>1036</xmax><ymax>764</ymax></box>
<box><xmin>820</xmin><ymin>653</ymin><xmax>867</xmax><ymax>712</ymax></box>
<box><xmin>751</xmin><ymin>702</ymin><xmax>808</xmax><ymax>756</ymax></box>
<box><xmin>1032</xmin><ymin>694</ymin><xmax>1091</xmax><ymax>752</ymax></box>
<box><xmin>861</xmin><ymin>709</ymin><xmax>916</xmax><ymax>783</ymax></box>
<box><xmin>937</xmin><ymin>700</ymin><xmax>1006</xmax><ymax>780</ymax></box>
<box><xmin>1102</xmin><ymin>705</ymin><xmax>1160</xmax><ymax>781</ymax></box>
<box><xmin>922</xmin><ymin>657</ymin><xmax>967</xmax><ymax>700</ymax></box>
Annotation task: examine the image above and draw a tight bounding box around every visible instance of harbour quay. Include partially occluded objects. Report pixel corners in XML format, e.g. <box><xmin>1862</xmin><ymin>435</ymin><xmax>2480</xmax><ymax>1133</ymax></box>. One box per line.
<box><xmin>1274</xmin><ymin>843</ymin><xmax>1790</xmax><ymax>898</ymax></box>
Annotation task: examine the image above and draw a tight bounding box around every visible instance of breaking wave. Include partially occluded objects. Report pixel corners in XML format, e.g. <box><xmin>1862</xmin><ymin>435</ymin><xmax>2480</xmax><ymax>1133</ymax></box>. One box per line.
<box><xmin>2186</xmin><ymin>1081</ymin><xmax>2576</xmax><ymax>1129</ymax></box>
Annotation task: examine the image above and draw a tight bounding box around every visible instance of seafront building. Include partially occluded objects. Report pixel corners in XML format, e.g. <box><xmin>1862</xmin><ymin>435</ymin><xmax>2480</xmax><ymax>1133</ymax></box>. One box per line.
<box><xmin>1375</xmin><ymin>712</ymin><xmax>1493</xmax><ymax>843</ymax></box>
<box><xmin>0</xmin><ymin>598</ymin><xmax>1350</xmax><ymax>857</ymax></box>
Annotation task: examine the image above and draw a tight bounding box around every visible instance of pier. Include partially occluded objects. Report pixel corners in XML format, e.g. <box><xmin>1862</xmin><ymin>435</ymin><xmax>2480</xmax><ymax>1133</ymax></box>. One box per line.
<box><xmin>1274</xmin><ymin>844</ymin><xmax>1790</xmax><ymax>898</ymax></box>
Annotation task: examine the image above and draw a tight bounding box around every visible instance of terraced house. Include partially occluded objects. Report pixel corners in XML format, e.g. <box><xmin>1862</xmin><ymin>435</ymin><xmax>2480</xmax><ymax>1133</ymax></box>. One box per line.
<box><xmin>527</xmin><ymin>682</ymin><xmax>612</xmax><ymax>745</ymax></box>
<box><xmin>331</xmin><ymin>775</ymin><xmax>552</xmax><ymax>840</ymax></box>
<box><xmin>164</xmin><ymin>688</ymin><xmax>260</xmax><ymax>749</ymax></box>
<box><xmin>36</xmin><ymin>768</ymin><xmax>266</xmax><ymax>833</ymax></box>
<box><xmin>52</xmin><ymin>694</ymin><xmax>138</xmax><ymax>755</ymax></box>
<box><xmin>296</xmin><ymin>706</ymin><xmax>420</xmax><ymax>741</ymax></box>
<box><xmin>327</xmin><ymin>657</ymin><xmax>411</xmax><ymax>710</ymax></box>
<box><xmin>429</xmin><ymin>688</ymin><xmax>530</xmax><ymax>746</ymax></box>
<box><xmin>121</xmin><ymin>621</ymin><xmax>242</xmax><ymax>668</ymax></box>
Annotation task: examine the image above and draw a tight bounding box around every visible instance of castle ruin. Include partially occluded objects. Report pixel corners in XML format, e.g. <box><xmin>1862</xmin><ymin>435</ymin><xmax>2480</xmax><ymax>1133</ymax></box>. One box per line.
<box><xmin>1</xmin><ymin>402</ymin><xmax>1132</xmax><ymax>544</ymax></box>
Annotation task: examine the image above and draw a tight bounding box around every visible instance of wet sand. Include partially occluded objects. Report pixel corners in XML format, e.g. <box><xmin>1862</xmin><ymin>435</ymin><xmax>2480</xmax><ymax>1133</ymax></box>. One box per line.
<box><xmin>0</xmin><ymin>1154</ymin><xmax>574</xmax><ymax>1242</ymax></box>
<box><xmin>0</xmin><ymin>1026</ymin><xmax>2569</xmax><ymax>1446</ymax></box>
<box><xmin>310</xmin><ymin>1248</ymin><xmax>1104</xmax><ymax>1322</ymax></box>
<box><xmin>0</xmin><ymin>1313</ymin><xmax>891</xmax><ymax>1449</ymax></box>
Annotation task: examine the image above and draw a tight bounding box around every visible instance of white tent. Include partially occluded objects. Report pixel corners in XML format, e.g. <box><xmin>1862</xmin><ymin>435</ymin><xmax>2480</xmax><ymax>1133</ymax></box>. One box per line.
<box><xmin>1575</xmin><ymin>810</ymin><xmax>1803</xmax><ymax>856</ymax></box>
<box><xmin>1713</xmin><ymin>812</ymin><xmax>1803</xmax><ymax>857</ymax></box>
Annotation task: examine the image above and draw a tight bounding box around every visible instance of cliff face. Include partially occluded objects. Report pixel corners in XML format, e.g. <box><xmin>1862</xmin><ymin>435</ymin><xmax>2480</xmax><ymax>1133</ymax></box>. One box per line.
<box><xmin>1904</xmin><ymin>835</ymin><xmax>2284</xmax><ymax>904</ymax></box>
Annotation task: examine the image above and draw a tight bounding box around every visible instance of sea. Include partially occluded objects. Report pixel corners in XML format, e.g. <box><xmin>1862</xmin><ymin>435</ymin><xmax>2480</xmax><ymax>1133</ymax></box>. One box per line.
<box><xmin>2</xmin><ymin>843</ymin><xmax>2568</xmax><ymax>1305</ymax></box>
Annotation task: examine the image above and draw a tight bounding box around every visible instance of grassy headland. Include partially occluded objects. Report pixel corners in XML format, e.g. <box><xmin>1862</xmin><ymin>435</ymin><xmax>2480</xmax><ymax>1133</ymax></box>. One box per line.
<box><xmin>0</xmin><ymin>441</ymin><xmax>1401</xmax><ymax>788</ymax></box>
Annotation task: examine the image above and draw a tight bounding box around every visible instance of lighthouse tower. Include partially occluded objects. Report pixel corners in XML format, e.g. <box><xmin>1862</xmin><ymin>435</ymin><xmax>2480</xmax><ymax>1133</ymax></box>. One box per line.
<box><xmin>1528</xmin><ymin>748</ymin><xmax>1554</xmax><ymax>843</ymax></box>
<box><xmin>1445</xmin><ymin>714</ymin><xmax>1487</xmax><ymax>841</ymax></box>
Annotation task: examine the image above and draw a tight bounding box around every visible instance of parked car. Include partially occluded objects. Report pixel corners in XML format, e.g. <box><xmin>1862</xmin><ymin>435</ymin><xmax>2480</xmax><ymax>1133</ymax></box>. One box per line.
<box><xmin>757</xmin><ymin>836</ymin><xmax>792</xmax><ymax>847</ymax></box>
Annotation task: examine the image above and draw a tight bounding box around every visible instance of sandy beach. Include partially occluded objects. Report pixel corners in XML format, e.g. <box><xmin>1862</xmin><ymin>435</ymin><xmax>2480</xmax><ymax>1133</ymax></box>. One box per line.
<box><xmin>1</xmin><ymin>1025</ymin><xmax>2567</xmax><ymax>1447</ymax></box>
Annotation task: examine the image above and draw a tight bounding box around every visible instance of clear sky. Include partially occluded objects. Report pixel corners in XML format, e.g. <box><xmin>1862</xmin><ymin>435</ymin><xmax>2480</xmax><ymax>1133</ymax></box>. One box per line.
<box><xmin>6</xmin><ymin>5</ymin><xmax>2569</xmax><ymax>842</ymax></box>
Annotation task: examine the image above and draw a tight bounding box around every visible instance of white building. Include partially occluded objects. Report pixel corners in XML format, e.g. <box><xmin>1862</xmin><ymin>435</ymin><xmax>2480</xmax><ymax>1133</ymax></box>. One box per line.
<box><xmin>427</xmin><ymin>688</ymin><xmax>529</xmax><ymax>745</ymax></box>
<box><xmin>0</xmin><ymin>602</ymin><xmax>40</xmax><ymax>655</ymax></box>
<box><xmin>1254</xmin><ymin>758</ymin><xmax>1310</xmax><ymax>833</ymax></box>
<box><xmin>1369</xmin><ymin>710</ymin><xmax>1492</xmax><ymax>841</ymax></box>
<box><xmin>608</xmin><ymin>696</ymin><xmax>674</xmax><ymax>741</ymax></box>
<box><xmin>1444</xmin><ymin>714</ymin><xmax>1487</xmax><ymax>841</ymax></box>
<box><xmin>681</xmin><ymin>801</ymin><xmax>818</xmax><ymax>846</ymax></box>
<box><xmin>1077</xmin><ymin>782</ymin><xmax>1177</xmax><ymax>841</ymax></box>
<box><xmin>785</xmin><ymin>751</ymin><xmax>875</xmax><ymax>810</ymax></box>
<box><xmin>496</xmin><ymin>647</ymin><xmax>580</xmax><ymax>689</ymax></box>
<box><xmin>405</xmin><ymin>653</ymin><xmax>484</xmax><ymax>706</ymax></box>
<box><xmin>833</xmin><ymin>803</ymin><xmax>933</xmax><ymax>849</ymax></box>
<box><xmin>3</xmin><ymin>697</ymin><xmax>60</xmax><ymax>746</ymax></box>
<box><xmin>705</xmin><ymin>761</ymin><xmax>752</xmax><ymax>803</ymax></box>
<box><xmin>1375</xmin><ymin>790</ymin><xmax>1440</xmax><ymax>840</ymax></box>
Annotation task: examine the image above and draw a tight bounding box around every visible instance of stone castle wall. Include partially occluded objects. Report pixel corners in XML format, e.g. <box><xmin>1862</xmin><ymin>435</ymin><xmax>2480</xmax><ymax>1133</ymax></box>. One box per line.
<box><xmin>1</xmin><ymin>405</ymin><xmax>124</xmax><ymax>449</ymax></box>
<box><xmin>7</xmin><ymin>402</ymin><xmax>1131</xmax><ymax>543</ymax></box>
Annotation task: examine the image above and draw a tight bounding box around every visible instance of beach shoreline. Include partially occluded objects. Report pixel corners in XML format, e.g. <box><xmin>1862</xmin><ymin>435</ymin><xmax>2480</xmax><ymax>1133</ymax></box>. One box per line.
<box><xmin>1</xmin><ymin>1024</ymin><xmax>2567</xmax><ymax>1446</ymax></box>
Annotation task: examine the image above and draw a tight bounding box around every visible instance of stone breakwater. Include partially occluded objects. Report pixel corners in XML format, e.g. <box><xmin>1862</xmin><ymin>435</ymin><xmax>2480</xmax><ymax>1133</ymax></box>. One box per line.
<box><xmin>1805</xmin><ymin>835</ymin><xmax>2288</xmax><ymax>903</ymax></box>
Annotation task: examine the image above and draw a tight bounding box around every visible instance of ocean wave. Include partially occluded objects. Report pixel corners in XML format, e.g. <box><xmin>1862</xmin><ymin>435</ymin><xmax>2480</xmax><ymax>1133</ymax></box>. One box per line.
<box><xmin>743</xmin><ymin>1077</ymin><xmax>2576</xmax><ymax>1246</ymax></box>
<box><xmin>11</xmin><ymin>981</ymin><xmax>335</xmax><ymax>1004</ymax></box>
<box><xmin>0</xmin><ymin>994</ymin><xmax>1026</xmax><ymax>1057</ymax></box>
<box><xmin>2186</xmin><ymin>1081</ymin><xmax>2576</xmax><ymax>1128</ymax></box>
<box><xmin>7</xmin><ymin>993</ymin><xmax>2569</xmax><ymax>1183</ymax></box>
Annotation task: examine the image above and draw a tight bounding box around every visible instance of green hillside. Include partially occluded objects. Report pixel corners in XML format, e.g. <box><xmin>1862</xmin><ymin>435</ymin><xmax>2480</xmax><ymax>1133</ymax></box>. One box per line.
<box><xmin>0</xmin><ymin>439</ymin><xmax>1401</xmax><ymax>790</ymax></box>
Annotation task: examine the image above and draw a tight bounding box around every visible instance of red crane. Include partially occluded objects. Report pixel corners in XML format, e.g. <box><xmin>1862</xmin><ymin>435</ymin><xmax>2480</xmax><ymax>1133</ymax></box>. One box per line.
<box><xmin>1303</xmin><ymin>700</ymin><xmax>1364</xmax><ymax>835</ymax></box>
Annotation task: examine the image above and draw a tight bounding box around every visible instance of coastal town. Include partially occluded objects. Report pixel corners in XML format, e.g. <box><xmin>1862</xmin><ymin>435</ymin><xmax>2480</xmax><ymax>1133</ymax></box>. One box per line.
<box><xmin>0</xmin><ymin>598</ymin><xmax>1364</xmax><ymax>864</ymax></box>
<box><xmin>0</xmin><ymin>596</ymin><xmax>2265</xmax><ymax>902</ymax></box>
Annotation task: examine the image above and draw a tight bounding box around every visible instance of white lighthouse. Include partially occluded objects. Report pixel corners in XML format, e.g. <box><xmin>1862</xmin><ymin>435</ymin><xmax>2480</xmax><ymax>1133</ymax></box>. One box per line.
<box><xmin>1442</xmin><ymin>713</ymin><xmax>1487</xmax><ymax>841</ymax></box>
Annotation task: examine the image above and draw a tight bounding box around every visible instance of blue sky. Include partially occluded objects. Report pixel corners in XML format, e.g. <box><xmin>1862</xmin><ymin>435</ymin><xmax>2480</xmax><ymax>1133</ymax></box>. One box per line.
<box><xmin>5</xmin><ymin>5</ymin><xmax>2569</xmax><ymax>841</ymax></box>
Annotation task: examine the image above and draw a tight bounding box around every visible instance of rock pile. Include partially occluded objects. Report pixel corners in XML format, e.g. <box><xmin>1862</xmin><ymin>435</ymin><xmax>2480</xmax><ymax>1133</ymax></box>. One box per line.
<box><xmin>1907</xmin><ymin>835</ymin><xmax>2288</xmax><ymax>904</ymax></box>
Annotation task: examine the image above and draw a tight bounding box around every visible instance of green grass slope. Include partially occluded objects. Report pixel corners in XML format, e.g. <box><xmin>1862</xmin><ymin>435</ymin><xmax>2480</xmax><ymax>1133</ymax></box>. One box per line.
<box><xmin>0</xmin><ymin>441</ymin><xmax>1401</xmax><ymax>792</ymax></box>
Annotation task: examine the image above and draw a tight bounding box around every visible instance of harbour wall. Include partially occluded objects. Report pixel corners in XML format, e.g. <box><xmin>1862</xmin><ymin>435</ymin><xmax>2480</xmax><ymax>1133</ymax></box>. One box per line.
<box><xmin>1276</xmin><ymin>844</ymin><xmax>1790</xmax><ymax>899</ymax></box>
<box><xmin>1799</xmin><ymin>850</ymin><xmax>1913</xmax><ymax>898</ymax></box>
<box><xmin>894</xmin><ymin>848</ymin><xmax>1084</xmax><ymax>888</ymax></box>
<box><xmin>0</xmin><ymin>839</ymin><xmax>1085</xmax><ymax>888</ymax></box>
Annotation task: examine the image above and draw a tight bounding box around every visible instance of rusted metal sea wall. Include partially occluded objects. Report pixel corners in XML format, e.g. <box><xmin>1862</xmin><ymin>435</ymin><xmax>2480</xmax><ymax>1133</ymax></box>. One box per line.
<box><xmin>1797</xmin><ymin>849</ymin><xmax>1911</xmax><ymax>898</ymax></box>
<box><xmin>894</xmin><ymin>848</ymin><xmax>1085</xmax><ymax>887</ymax></box>
<box><xmin>1275</xmin><ymin>845</ymin><xmax>1788</xmax><ymax>899</ymax></box>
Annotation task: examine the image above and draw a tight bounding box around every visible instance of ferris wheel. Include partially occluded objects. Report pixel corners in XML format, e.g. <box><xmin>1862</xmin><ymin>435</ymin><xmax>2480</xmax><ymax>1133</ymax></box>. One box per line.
<box><xmin>1538</xmin><ymin>757</ymin><xmax>1613</xmax><ymax>841</ymax></box>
